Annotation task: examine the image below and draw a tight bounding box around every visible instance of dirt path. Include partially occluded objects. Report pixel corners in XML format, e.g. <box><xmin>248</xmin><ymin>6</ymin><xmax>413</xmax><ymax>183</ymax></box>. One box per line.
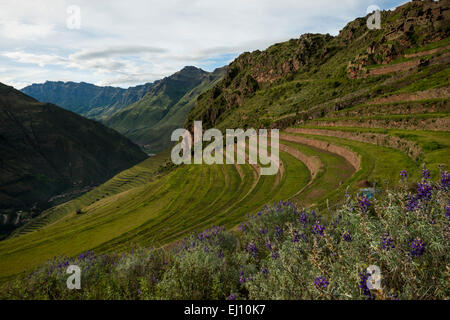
<box><xmin>368</xmin><ymin>60</ymin><xmax>419</xmax><ymax>76</ymax></box>
<box><xmin>367</xmin><ymin>86</ymin><xmax>450</xmax><ymax>105</ymax></box>
<box><xmin>286</xmin><ymin>127</ymin><xmax>422</xmax><ymax>161</ymax></box>
<box><xmin>404</xmin><ymin>45</ymin><xmax>450</xmax><ymax>59</ymax></box>
<box><xmin>281</xmin><ymin>131</ymin><xmax>361</xmax><ymax>171</ymax></box>
<box><xmin>279</xmin><ymin>143</ymin><xmax>322</xmax><ymax>180</ymax></box>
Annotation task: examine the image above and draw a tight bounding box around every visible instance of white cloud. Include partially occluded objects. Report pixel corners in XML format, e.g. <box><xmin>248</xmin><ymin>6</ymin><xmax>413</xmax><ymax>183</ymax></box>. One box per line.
<box><xmin>0</xmin><ymin>20</ymin><xmax>55</xmax><ymax>40</ymax></box>
<box><xmin>97</xmin><ymin>72</ymin><xmax>167</xmax><ymax>86</ymax></box>
<box><xmin>69</xmin><ymin>46</ymin><xmax>168</xmax><ymax>60</ymax></box>
<box><xmin>2</xmin><ymin>52</ymin><xmax>67</xmax><ymax>67</ymax></box>
<box><xmin>0</xmin><ymin>0</ymin><xmax>408</xmax><ymax>89</ymax></box>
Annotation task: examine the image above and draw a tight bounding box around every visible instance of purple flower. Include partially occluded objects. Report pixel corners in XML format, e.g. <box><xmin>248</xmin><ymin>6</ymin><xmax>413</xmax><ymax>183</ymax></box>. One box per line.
<box><xmin>227</xmin><ymin>294</ymin><xmax>236</xmax><ymax>300</ymax></box>
<box><xmin>261</xmin><ymin>267</ymin><xmax>268</xmax><ymax>275</ymax></box>
<box><xmin>400</xmin><ymin>170</ymin><xmax>408</xmax><ymax>181</ymax></box>
<box><xmin>381</xmin><ymin>233</ymin><xmax>395</xmax><ymax>251</ymax></box>
<box><xmin>417</xmin><ymin>182</ymin><xmax>433</xmax><ymax>201</ymax></box>
<box><xmin>422</xmin><ymin>167</ymin><xmax>431</xmax><ymax>180</ymax></box>
<box><xmin>265</xmin><ymin>241</ymin><xmax>273</xmax><ymax>251</ymax></box>
<box><xmin>259</xmin><ymin>228</ymin><xmax>268</xmax><ymax>235</ymax></box>
<box><xmin>218</xmin><ymin>251</ymin><xmax>224</xmax><ymax>259</ymax></box>
<box><xmin>312</xmin><ymin>221</ymin><xmax>325</xmax><ymax>236</ymax></box>
<box><xmin>314</xmin><ymin>276</ymin><xmax>329</xmax><ymax>289</ymax></box>
<box><xmin>239</xmin><ymin>276</ymin><xmax>246</xmax><ymax>284</ymax></box>
<box><xmin>342</xmin><ymin>230</ymin><xmax>352</xmax><ymax>242</ymax></box>
<box><xmin>204</xmin><ymin>246</ymin><xmax>209</xmax><ymax>253</ymax></box>
<box><xmin>359</xmin><ymin>272</ymin><xmax>375</xmax><ymax>299</ymax></box>
<box><xmin>406</xmin><ymin>195</ymin><xmax>419</xmax><ymax>212</ymax></box>
<box><xmin>248</xmin><ymin>242</ymin><xmax>257</xmax><ymax>257</ymax></box>
<box><xmin>359</xmin><ymin>196</ymin><xmax>371</xmax><ymax>213</ymax></box>
<box><xmin>299</xmin><ymin>211</ymin><xmax>308</xmax><ymax>225</ymax></box>
<box><xmin>410</xmin><ymin>238</ymin><xmax>425</xmax><ymax>257</ymax></box>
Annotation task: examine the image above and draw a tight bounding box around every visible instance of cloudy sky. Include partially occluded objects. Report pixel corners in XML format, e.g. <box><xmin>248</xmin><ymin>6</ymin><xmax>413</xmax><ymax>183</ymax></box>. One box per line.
<box><xmin>0</xmin><ymin>0</ymin><xmax>407</xmax><ymax>89</ymax></box>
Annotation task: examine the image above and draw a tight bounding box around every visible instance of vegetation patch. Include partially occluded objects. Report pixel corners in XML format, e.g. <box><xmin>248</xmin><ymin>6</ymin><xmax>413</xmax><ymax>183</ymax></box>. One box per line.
<box><xmin>2</xmin><ymin>171</ymin><xmax>448</xmax><ymax>300</ymax></box>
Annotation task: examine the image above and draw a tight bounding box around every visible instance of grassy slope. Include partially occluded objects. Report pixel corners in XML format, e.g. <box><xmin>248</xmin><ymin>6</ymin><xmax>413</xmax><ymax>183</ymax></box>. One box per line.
<box><xmin>0</xmin><ymin>148</ymin><xmax>313</xmax><ymax>281</ymax></box>
<box><xmin>125</xmin><ymin>73</ymin><xmax>225</xmax><ymax>152</ymax></box>
<box><xmin>105</xmin><ymin>67</ymin><xmax>225</xmax><ymax>153</ymax></box>
<box><xmin>283</xmin><ymin>131</ymin><xmax>420</xmax><ymax>184</ymax></box>
<box><xmin>298</xmin><ymin>126</ymin><xmax>450</xmax><ymax>178</ymax></box>
<box><xmin>280</xmin><ymin>140</ymin><xmax>355</xmax><ymax>208</ymax></box>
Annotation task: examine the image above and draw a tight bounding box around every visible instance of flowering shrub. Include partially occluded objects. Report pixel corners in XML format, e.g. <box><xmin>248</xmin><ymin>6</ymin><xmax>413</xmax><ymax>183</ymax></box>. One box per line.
<box><xmin>154</xmin><ymin>227</ymin><xmax>245</xmax><ymax>299</ymax></box>
<box><xmin>1</xmin><ymin>171</ymin><xmax>448</xmax><ymax>300</ymax></box>
<box><xmin>241</xmin><ymin>170</ymin><xmax>449</xmax><ymax>300</ymax></box>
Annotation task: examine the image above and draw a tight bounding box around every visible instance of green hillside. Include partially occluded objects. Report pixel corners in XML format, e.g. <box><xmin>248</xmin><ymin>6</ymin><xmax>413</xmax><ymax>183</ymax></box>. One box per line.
<box><xmin>104</xmin><ymin>66</ymin><xmax>226</xmax><ymax>153</ymax></box>
<box><xmin>187</xmin><ymin>2</ymin><xmax>450</xmax><ymax>132</ymax></box>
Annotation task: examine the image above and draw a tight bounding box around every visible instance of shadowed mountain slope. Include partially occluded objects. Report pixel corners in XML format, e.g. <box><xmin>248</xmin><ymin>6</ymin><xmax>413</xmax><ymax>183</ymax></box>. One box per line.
<box><xmin>0</xmin><ymin>83</ymin><xmax>147</xmax><ymax>236</ymax></box>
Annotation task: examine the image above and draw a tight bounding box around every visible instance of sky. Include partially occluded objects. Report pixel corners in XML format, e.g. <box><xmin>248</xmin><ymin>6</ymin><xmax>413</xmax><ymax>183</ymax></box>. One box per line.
<box><xmin>0</xmin><ymin>0</ymin><xmax>408</xmax><ymax>89</ymax></box>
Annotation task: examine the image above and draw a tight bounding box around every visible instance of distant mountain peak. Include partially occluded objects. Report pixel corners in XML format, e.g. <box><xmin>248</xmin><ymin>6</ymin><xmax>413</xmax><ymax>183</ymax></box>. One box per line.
<box><xmin>180</xmin><ymin>65</ymin><xmax>206</xmax><ymax>72</ymax></box>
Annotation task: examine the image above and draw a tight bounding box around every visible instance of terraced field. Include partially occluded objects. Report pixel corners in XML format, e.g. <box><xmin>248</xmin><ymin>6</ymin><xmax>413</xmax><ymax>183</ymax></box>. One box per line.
<box><xmin>1</xmin><ymin>105</ymin><xmax>448</xmax><ymax>282</ymax></box>
<box><xmin>0</xmin><ymin>144</ymin><xmax>316</xmax><ymax>281</ymax></box>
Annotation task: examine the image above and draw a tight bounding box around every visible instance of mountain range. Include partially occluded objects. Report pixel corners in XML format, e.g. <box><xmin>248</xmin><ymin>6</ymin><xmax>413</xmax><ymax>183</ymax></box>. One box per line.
<box><xmin>104</xmin><ymin>66</ymin><xmax>226</xmax><ymax>152</ymax></box>
<box><xmin>22</xmin><ymin>66</ymin><xmax>226</xmax><ymax>153</ymax></box>
<box><xmin>21</xmin><ymin>81</ymin><xmax>154</xmax><ymax>120</ymax></box>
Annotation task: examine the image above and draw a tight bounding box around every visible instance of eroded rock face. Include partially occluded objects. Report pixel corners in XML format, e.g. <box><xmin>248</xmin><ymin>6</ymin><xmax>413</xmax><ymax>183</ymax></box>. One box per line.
<box><xmin>188</xmin><ymin>0</ymin><xmax>450</xmax><ymax>129</ymax></box>
<box><xmin>347</xmin><ymin>0</ymin><xmax>450</xmax><ymax>78</ymax></box>
<box><xmin>187</xmin><ymin>33</ymin><xmax>333</xmax><ymax>128</ymax></box>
